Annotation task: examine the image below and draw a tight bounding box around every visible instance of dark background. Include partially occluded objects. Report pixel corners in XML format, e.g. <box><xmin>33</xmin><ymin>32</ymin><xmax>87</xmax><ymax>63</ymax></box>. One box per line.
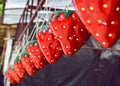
<box><xmin>12</xmin><ymin>37</ymin><xmax>120</xmax><ymax>86</ymax></box>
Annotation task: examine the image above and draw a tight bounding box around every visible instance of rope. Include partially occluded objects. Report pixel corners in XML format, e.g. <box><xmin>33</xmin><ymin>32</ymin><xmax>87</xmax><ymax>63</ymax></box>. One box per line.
<box><xmin>15</xmin><ymin>0</ymin><xmax>45</xmax><ymax>45</ymax></box>
<box><xmin>11</xmin><ymin>0</ymin><xmax>52</xmax><ymax>61</ymax></box>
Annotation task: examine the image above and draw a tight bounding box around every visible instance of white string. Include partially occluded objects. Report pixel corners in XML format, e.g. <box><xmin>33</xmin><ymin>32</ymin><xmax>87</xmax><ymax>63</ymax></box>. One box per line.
<box><xmin>54</xmin><ymin>0</ymin><xmax>57</xmax><ymax>11</ymax></box>
<box><xmin>30</xmin><ymin>23</ymin><xmax>38</xmax><ymax>40</ymax></box>
<box><xmin>10</xmin><ymin>0</ymin><xmax>54</xmax><ymax>64</ymax></box>
<box><xmin>37</xmin><ymin>2</ymin><xmax>52</xmax><ymax>29</ymax></box>
<box><xmin>29</xmin><ymin>9</ymin><xmax>47</xmax><ymax>40</ymax></box>
<box><xmin>24</xmin><ymin>3</ymin><xmax>51</xmax><ymax>42</ymax></box>
<box><xmin>46</xmin><ymin>0</ymin><xmax>49</xmax><ymax>22</ymax></box>
<box><xmin>13</xmin><ymin>0</ymin><xmax>51</xmax><ymax>56</ymax></box>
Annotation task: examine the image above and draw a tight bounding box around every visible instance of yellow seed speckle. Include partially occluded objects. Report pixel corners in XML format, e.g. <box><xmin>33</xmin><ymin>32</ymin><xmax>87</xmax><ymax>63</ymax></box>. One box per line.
<box><xmin>34</xmin><ymin>43</ymin><xmax>37</xmax><ymax>46</ymax></box>
<box><xmin>43</xmin><ymin>30</ymin><xmax>46</xmax><ymax>33</ymax></box>
<box><xmin>103</xmin><ymin>4</ymin><xmax>108</xmax><ymax>8</ymax></box>
<box><xmin>38</xmin><ymin>56</ymin><xmax>40</xmax><ymax>58</ymax></box>
<box><xmin>54</xmin><ymin>54</ymin><xmax>57</xmax><ymax>57</ymax></box>
<box><xmin>63</xmin><ymin>25</ymin><xmax>66</xmax><ymax>28</ymax></box>
<box><xmin>81</xmin><ymin>29</ymin><xmax>84</xmax><ymax>32</ymax></box>
<box><xmin>102</xmin><ymin>42</ymin><xmax>106</xmax><ymax>45</ymax></box>
<box><xmin>47</xmin><ymin>38</ymin><xmax>50</xmax><ymax>40</ymax></box>
<box><xmin>102</xmin><ymin>22</ymin><xmax>107</xmax><ymax>26</ymax></box>
<box><xmin>50</xmin><ymin>44</ymin><xmax>53</xmax><ymax>48</ymax></box>
<box><xmin>89</xmin><ymin>6</ymin><xmax>94</xmax><ymax>11</ymax></box>
<box><xmin>87</xmin><ymin>20</ymin><xmax>91</xmax><ymax>24</ymax></box>
<box><xmin>96</xmin><ymin>33</ymin><xmax>99</xmax><ymax>36</ymax></box>
<box><xmin>36</xmin><ymin>49</ymin><xmax>38</xmax><ymax>52</ymax></box>
<box><xmin>68</xmin><ymin>52</ymin><xmax>72</xmax><ymax>55</ymax></box>
<box><xmin>66</xmin><ymin>46</ymin><xmax>69</xmax><ymax>48</ymax></box>
<box><xmin>69</xmin><ymin>37</ymin><xmax>72</xmax><ymax>40</ymax></box>
<box><xmin>60</xmin><ymin>15</ymin><xmax>64</xmax><ymax>19</ymax></box>
<box><xmin>111</xmin><ymin>21</ymin><xmax>115</xmax><ymax>25</ymax></box>
<box><xmin>56</xmin><ymin>47</ymin><xmax>59</xmax><ymax>50</ymax></box>
<box><xmin>50</xmin><ymin>59</ymin><xmax>54</xmax><ymax>63</ymax></box>
<box><xmin>73</xmin><ymin>26</ymin><xmax>76</xmax><ymax>29</ymax></box>
<box><xmin>108</xmin><ymin>33</ymin><xmax>113</xmax><ymax>37</ymax></box>
<box><xmin>81</xmin><ymin>7</ymin><xmax>86</xmax><ymax>11</ymax></box>
<box><xmin>46</xmin><ymin>53</ymin><xmax>49</xmax><ymax>55</ymax></box>
<box><xmin>54</xmin><ymin>27</ymin><xmax>57</xmax><ymax>30</ymax></box>
<box><xmin>74</xmin><ymin>49</ymin><xmax>77</xmax><ymax>52</ymax></box>
<box><xmin>72</xmin><ymin>15</ymin><xmax>75</xmax><ymax>18</ymax></box>
<box><xmin>59</xmin><ymin>36</ymin><xmax>62</xmax><ymax>39</ymax></box>
<box><xmin>76</xmin><ymin>38</ymin><xmax>79</xmax><ymax>41</ymax></box>
<box><xmin>42</xmin><ymin>46</ymin><xmax>45</xmax><ymax>48</ymax></box>
<box><xmin>98</xmin><ymin>20</ymin><xmax>102</xmax><ymax>24</ymax></box>
<box><xmin>116</xmin><ymin>7</ymin><xmax>120</xmax><ymax>11</ymax></box>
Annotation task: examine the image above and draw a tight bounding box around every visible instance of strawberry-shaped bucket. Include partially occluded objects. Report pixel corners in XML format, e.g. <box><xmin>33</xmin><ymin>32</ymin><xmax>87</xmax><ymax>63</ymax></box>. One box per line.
<box><xmin>21</xmin><ymin>52</ymin><xmax>38</xmax><ymax>76</ymax></box>
<box><xmin>72</xmin><ymin>0</ymin><xmax>120</xmax><ymax>48</ymax></box>
<box><xmin>14</xmin><ymin>58</ymin><xmax>27</xmax><ymax>79</ymax></box>
<box><xmin>26</xmin><ymin>40</ymin><xmax>48</xmax><ymax>69</ymax></box>
<box><xmin>36</xmin><ymin>25</ymin><xmax>63</xmax><ymax>64</ymax></box>
<box><xmin>50</xmin><ymin>10</ymin><xmax>90</xmax><ymax>56</ymax></box>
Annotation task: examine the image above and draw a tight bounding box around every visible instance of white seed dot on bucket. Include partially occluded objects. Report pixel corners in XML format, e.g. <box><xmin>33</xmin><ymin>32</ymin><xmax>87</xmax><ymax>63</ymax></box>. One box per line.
<box><xmin>102</xmin><ymin>42</ymin><xmax>106</xmax><ymax>45</ymax></box>
<box><xmin>103</xmin><ymin>4</ymin><xmax>108</xmax><ymax>8</ymax></box>
<box><xmin>89</xmin><ymin>6</ymin><xmax>94</xmax><ymax>11</ymax></box>
<box><xmin>73</xmin><ymin>26</ymin><xmax>76</xmax><ymax>29</ymax></box>
<box><xmin>66</xmin><ymin>46</ymin><xmax>69</xmax><ymax>49</ymax></box>
<box><xmin>96</xmin><ymin>33</ymin><xmax>99</xmax><ymax>36</ymax></box>
<box><xmin>81</xmin><ymin>7</ymin><xmax>86</xmax><ymax>11</ymax></box>
<box><xmin>98</xmin><ymin>20</ymin><xmax>102</xmax><ymax>24</ymax></box>
<box><xmin>87</xmin><ymin>20</ymin><xmax>91</xmax><ymax>24</ymax></box>
<box><xmin>108</xmin><ymin>33</ymin><xmax>113</xmax><ymax>37</ymax></box>
<box><xmin>63</xmin><ymin>25</ymin><xmax>66</xmax><ymax>29</ymax></box>
<box><xmin>116</xmin><ymin>7</ymin><xmax>120</xmax><ymax>11</ymax></box>
<box><xmin>111</xmin><ymin>21</ymin><xmax>115</xmax><ymax>25</ymax></box>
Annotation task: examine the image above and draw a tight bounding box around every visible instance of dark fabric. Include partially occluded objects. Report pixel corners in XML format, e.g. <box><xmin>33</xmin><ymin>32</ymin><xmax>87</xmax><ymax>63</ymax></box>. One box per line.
<box><xmin>13</xmin><ymin>44</ymin><xmax>120</xmax><ymax>86</ymax></box>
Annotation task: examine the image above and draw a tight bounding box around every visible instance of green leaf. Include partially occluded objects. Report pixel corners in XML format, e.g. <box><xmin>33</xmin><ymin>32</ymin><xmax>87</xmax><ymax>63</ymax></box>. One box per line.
<box><xmin>38</xmin><ymin>25</ymin><xmax>49</xmax><ymax>32</ymax></box>
<box><xmin>26</xmin><ymin>40</ymin><xmax>37</xmax><ymax>48</ymax></box>
<box><xmin>14</xmin><ymin>57</ymin><xmax>21</xmax><ymax>63</ymax></box>
<box><xmin>51</xmin><ymin>10</ymin><xmax>74</xmax><ymax>20</ymax></box>
<box><xmin>20</xmin><ymin>51</ymin><xmax>29</xmax><ymax>57</ymax></box>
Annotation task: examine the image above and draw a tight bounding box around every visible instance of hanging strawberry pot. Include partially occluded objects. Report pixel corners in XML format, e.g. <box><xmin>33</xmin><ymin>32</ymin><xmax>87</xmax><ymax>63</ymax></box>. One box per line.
<box><xmin>5</xmin><ymin>67</ymin><xmax>22</xmax><ymax>84</ymax></box>
<box><xmin>5</xmin><ymin>70</ymin><xmax>16</xmax><ymax>84</ymax></box>
<box><xmin>50</xmin><ymin>10</ymin><xmax>90</xmax><ymax>56</ymax></box>
<box><xmin>36</xmin><ymin>25</ymin><xmax>63</xmax><ymax>64</ymax></box>
<box><xmin>14</xmin><ymin>58</ymin><xmax>27</xmax><ymax>80</ymax></box>
<box><xmin>26</xmin><ymin>40</ymin><xmax>48</xmax><ymax>69</ymax></box>
<box><xmin>72</xmin><ymin>0</ymin><xmax>120</xmax><ymax>48</ymax></box>
<box><xmin>21</xmin><ymin>52</ymin><xmax>38</xmax><ymax>76</ymax></box>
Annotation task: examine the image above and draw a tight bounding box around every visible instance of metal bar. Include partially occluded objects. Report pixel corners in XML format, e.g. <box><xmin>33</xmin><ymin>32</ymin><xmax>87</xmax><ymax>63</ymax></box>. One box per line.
<box><xmin>25</xmin><ymin>9</ymin><xmax>28</xmax><ymax>23</ymax></box>
<box><xmin>29</xmin><ymin>0</ymin><xmax>34</xmax><ymax>18</ymax></box>
<box><xmin>25</xmin><ymin>0</ymin><xmax>30</xmax><ymax>23</ymax></box>
<box><xmin>18</xmin><ymin>0</ymin><xmax>30</xmax><ymax>24</ymax></box>
<box><xmin>28</xmin><ymin>5</ymin><xmax>60</xmax><ymax>11</ymax></box>
<box><xmin>4</xmin><ymin>8</ymin><xmax>24</xmax><ymax>10</ymax></box>
<box><xmin>15</xmin><ymin>0</ymin><xmax>45</xmax><ymax>44</ymax></box>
